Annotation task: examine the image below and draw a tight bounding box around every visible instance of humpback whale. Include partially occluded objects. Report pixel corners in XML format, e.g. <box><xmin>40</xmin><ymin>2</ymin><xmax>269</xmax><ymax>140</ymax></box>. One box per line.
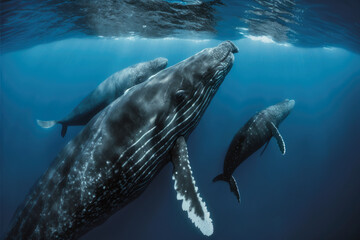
<box><xmin>37</xmin><ymin>57</ymin><xmax>168</xmax><ymax>137</ymax></box>
<box><xmin>213</xmin><ymin>99</ymin><xmax>295</xmax><ymax>202</ymax></box>
<box><xmin>6</xmin><ymin>41</ymin><xmax>238</xmax><ymax>239</ymax></box>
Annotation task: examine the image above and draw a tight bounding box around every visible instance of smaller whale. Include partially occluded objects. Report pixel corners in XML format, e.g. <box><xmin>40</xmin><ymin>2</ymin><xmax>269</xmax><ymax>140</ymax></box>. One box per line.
<box><xmin>37</xmin><ymin>57</ymin><xmax>168</xmax><ymax>137</ymax></box>
<box><xmin>213</xmin><ymin>99</ymin><xmax>295</xmax><ymax>202</ymax></box>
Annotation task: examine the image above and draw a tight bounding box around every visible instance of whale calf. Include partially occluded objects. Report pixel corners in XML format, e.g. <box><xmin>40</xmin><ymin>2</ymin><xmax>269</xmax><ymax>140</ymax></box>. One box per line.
<box><xmin>213</xmin><ymin>99</ymin><xmax>295</xmax><ymax>202</ymax></box>
<box><xmin>37</xmin><ymin>57</ymin><xmax>168</xmax><ymax>137</ymax></box>
<box><xmin>6</xmin><ymin>41</ymin><xmax>238</xmax><ymax>239</ymax></box>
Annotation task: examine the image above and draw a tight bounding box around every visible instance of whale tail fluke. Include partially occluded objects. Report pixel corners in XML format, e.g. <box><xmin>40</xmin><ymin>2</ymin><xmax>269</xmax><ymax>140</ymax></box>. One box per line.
<box><xmin>37</xmin><ymin>120</ymin><xmax>68</xmax><ymax>137</ymax></box>
<box><xmin>213</xmin><ymin>173</ymin><xmax>227</xmax><ymax>183</ymax></box>
<box><xmin>213</xmin><ymin>174</ymin><xmax>241</xmax><ymax>203</ymax></box>
<box><xmin>61</xmin><ymin>124</ymin><xmax>68</xmax><ymax>138</ymax></box>
<box><xmin>36</xmin><ymin>119</ymin><xmax>57</xmax><ymax>129</ymax></box>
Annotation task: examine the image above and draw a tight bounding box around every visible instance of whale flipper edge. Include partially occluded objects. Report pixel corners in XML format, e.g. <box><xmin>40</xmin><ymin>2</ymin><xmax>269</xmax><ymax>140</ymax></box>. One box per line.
<box><xmin>269</xmin><ymin>122</ymin><xmax>286</xmax><ymax>155</ymax></box>
<box><xmin>171</xmin><ymin>136</ymin><xmax>213</xmax><ymax>236</ymax></box>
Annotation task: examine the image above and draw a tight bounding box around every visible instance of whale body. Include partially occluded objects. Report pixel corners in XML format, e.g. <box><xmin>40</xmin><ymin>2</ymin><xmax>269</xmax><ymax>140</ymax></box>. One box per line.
<box><xmin>37</xmin><ymin>57</ymin><xmax>168</xmax><ymax>137</ymax></box>
<box><xmin>6</xmin><ymin>41</ymin><xmax>238</xmax><ymax>239</ymax></box>
<box><xmin>213</xmin><ymin>99</ymin><xmax>295</xmax><ymax>202</ymax></box>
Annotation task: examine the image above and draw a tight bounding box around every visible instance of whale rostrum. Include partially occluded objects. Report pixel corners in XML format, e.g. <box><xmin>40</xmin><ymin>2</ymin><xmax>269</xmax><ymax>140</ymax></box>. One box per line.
<box><xmin>6</xmin><ymin>41</ymin><xmax>238</xmax><ymax>239</ymax></box>
<box><xmin>37</xmin><ymin>57</ymin><xmax>168</xmax><ymax>137</ymax></box>
<box><xmin>213</xmin><ymin>99</ymin><xmax>295</xmax><ymax>202</ymax></box>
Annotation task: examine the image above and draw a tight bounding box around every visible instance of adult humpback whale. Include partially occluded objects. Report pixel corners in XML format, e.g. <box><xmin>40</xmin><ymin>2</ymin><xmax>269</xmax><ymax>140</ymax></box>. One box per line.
<box><xmin>37</xmin><ymin>57</ymin><xmax>168</xmax><ymax>137</ymax></box>
<box><xmin>6</xmin><ymin>41</ymin><xmax>238</xmax><ymax>239</ymax></box>
<box><xmin>213</xmin><ymin>99</ymin><xmax>295</xmax><ymax>202</ymax></box>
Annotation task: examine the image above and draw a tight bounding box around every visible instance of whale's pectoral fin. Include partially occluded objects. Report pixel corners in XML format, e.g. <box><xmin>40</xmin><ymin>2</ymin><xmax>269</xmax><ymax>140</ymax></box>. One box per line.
<box><xmin>260</xmin><ymin>139</ymin><xmax>270</xmax><ymax>156</ymax></box>
<box><xmin>171</xmin><ymin>136</ymin><xmax>213</xmax><ymax>236</ymax></box>
<box><xmin>269</xmin><ymin>122</ymin><xmax>286</xmax><ymax>155</ymax></box>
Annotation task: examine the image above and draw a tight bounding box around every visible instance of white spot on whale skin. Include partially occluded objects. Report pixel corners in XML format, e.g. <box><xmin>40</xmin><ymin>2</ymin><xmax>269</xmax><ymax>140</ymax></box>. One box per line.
<box><xmin>124</xmin><ymin>88</ymin><xmax>131</xmax><ymax>95</ymax></box>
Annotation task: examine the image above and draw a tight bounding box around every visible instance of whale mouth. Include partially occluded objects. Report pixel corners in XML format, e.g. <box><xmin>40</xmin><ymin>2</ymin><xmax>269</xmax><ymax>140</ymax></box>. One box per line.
<box><xmin>216</xmin><ymin>41</ymin><xmax>238</xmax><ymax>63</ymax></box>
<box><xmin>219</xmin><ymin>49</ymin><xmax>233</xmax><ymax>65</ymax></box>
<box><xmin>221</xmin><ymin>41</ymin><xmax>238</xmax><ymax>65</ymax></box>
<box><xmin>228</xmin><ymin>41</ymin><xmax>239</xmax><ymax>53</ymax></box>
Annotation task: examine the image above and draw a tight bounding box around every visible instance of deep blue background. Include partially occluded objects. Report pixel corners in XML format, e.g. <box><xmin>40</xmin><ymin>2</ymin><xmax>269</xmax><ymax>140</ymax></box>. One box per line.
<box><xmin>1</xmin><ymin>38</ymin><xmax>360</xmax><ymax>239</ymax></box>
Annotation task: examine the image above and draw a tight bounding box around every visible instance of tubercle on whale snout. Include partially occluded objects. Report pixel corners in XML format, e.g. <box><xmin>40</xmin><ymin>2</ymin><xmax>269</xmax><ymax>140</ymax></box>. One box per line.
<box><xmin>211</xmin><ymin>41</ymin><xmax>238</xmax><ymax>67</ymax></box>
<box><xmin>225</xmin><ymin>40</ymin><xmax>239</xmax><ymax>53</ymax></box>
<box><xmin>217</xmin><ymin>41</ymin><xmax>239</xmax><ymax>54</ymax></box>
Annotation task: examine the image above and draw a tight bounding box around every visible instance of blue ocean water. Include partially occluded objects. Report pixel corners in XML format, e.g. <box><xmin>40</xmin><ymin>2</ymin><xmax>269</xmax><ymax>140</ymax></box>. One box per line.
<box><xmin>1</xmin><ymin>0</ymin><xmax>360</xmax><ymax>239</ymax></box>
<box><xmin>1</xmin><ymin>38</ymin><xmax>360</xmax><ymax>239</ymax></box>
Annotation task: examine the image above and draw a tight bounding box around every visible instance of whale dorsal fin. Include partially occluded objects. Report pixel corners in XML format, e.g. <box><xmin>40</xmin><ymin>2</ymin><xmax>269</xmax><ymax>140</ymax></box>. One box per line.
<box><xmin>171</xmin><ymin>136</ymin><xmax>213</xmax><ymax>236</ymax></box>
<box><xmin>269</xmin><ymin>122</ymin><xmax>286</xmax><ymax>155</ymax></box>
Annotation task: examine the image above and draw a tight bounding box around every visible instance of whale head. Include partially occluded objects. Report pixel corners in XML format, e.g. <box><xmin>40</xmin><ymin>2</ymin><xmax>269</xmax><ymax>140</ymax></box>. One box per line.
<box><xmin>131</xmin><ymin>57</ymin><xmax>168</xmax><ymax>85</ymax></box>
<box><xmin>268</xmin><ymin>99</ymin><xmax>295</xmax><ymax>124</ymax></box>
<box><xmin>178</xmin><ymin>40</ymin><xmax>239</xmax><ymax>91</ymax></box>
<box><xmin>149</xmin><ymin>57</ymin><xmax>168</xmax><ymax>72</ymax></box>
<box><xmin>111</xmin><ymin>41</ymin><xmax>238</xmax><ymax>141</ymax></box>
<box><xmin>158</xmin><ymin>40</ymin><xmax>239</xmax><ymax>137</ymax></box>
<box><xmin>282</xmin><ymin>99</ymin><xmax>295</xmax><ymax>114</ymax></box>
<box><xmin>285</xmin><ymin>99</ymin><xmax>296</xmax><ymax>109</ymax></box>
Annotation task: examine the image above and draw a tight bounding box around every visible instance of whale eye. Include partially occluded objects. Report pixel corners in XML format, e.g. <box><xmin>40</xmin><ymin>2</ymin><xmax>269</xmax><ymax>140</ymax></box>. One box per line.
<box><xmin>202</xmin><ymin>70</ymin><xmax>213</xmax><ymax>80</ymax></box>
<box><xmin>175</xmin><ymin>89</ymin><xmax>188</xmax><ymax>103</ymax></box>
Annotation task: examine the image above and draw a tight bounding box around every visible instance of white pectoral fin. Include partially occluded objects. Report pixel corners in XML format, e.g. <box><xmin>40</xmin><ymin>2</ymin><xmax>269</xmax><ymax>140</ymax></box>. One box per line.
<box><xmin>171</xmin><ymin>136</ymin><xmax>213</xmax><ymax>236</ymax></box>
<box><xmin>269</xmin><ymin>122</ymin><xmax>286</xmax><ymax>155</ymax></box>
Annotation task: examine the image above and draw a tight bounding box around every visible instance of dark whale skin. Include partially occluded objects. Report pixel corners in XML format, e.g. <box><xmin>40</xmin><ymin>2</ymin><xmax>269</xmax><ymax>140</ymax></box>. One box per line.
<box><xmin>6</xmin><ymin>41</ymin><xmax>239</xmax><ymax>239</ymax></box>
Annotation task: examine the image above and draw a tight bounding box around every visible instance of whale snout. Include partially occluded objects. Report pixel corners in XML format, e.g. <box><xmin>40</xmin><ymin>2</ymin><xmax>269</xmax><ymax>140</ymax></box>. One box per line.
<box><xmin>228</xmin><ymin>41</ymin><xmax>239</xmax><ymax>53</ymax></box>
<box><xmin>218</xmin><ymin>40</ymin><xmax>239</xmax><ymax>53</ymax></box>
<box><xmin>285</xmin><ymin>99</ymin><xmax>295</xmax><ymax>110</ymax></box>
<box><xmin>210</xmin><ymin>41</ymin><xmax>238</xmax><ymax>68</ymax></box>
<box><xmin>288</xmin><ymin>99</ymin><xmax>295</xmax><ymax>108</ymax></box>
